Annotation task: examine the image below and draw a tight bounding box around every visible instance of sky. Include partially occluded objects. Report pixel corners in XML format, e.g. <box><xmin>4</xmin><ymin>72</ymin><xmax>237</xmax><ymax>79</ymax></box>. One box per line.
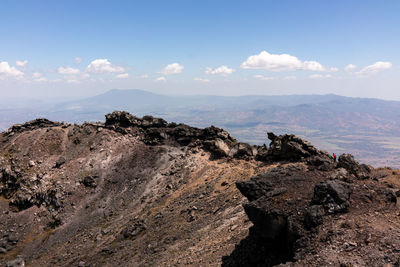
<box><xmin>0</xmin><ymin>0</ymin><xmax>399</xmax><ymax>100</ymax></box>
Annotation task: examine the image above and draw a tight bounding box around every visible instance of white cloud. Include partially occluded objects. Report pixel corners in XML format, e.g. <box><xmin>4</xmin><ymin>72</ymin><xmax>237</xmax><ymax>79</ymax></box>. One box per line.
<box><xmin>253</xmin><ymin>74</ymin><xmax>274</xmax><ymax>81</ymax></box>
<box><xmin>138</xmin><ymin>74</ymin><xmax>149</xmax><ymax>79</ymax></box>
<box><xmin>116</xmin><ymin>73</ymin><xmax>129</xmax><ymax>79</ymax></box>
<box><xmin>194</xmin><ymin>77</ymin><xmax>210</xmax><ymax>83</ymax></box>
<box><xmin>329</xmin><ymin>67</ymin><xmax>339</xmax><ymax>72</ymax></box>
<box><xmin>86</xmin><ymin>59</ymin><xmax>125</xmax><ymax>74</ymax></box>
<box><xmin>0</xmin><ymin>61</ymin><xmax>24</xmax><ymax>78</ymax></box>
<box><xmin>309</xmin><ymin>74</ymin><xmax>332</xmax><ymax>79</ymax></box>
<box><xmin>302</xmin><ymin>61</ymin><xmax>325</xmax><ymax>71</ymax></box>
<box><xmin>33</xmin><ymin>77</ymin><xmax>48</xmax><ymax>82</ymax></box>
<box><xmin>32</xmin><ymin>72</ymin><xmax>42</xmax><ymax>78</ymax></box>
<box><xmin>356</xmin><ymin>61</ymin><xmax>392</xmax><ymax>76</ymax></box>
<box><xmin>58</xmin><ymin>66</ymin><xmax>80</xmax><ymax>75</ymax></box>
<box><xmin>155</xmin><ymin>76</ymin><xmax>166</xmax><ymax>82</ymax></box>
<box><xmin>240</xmin><ymin>50</ymin><xmax>331</xmax><ymax>72</ymax></box>
<box><xmin>205</xmin><ymin>65</ymin><xmax>235</xmax><ymax>76</ymax></box>
<box><xmin>284</xmin><ymin>76</ymin><xmax>296</xmax><ymax>80</ymax></box>
<box><xmin>74</xmin><ymin>57</ymin><xmax>82</xmax><ymax>64</ymax></box>
<box><xmin>160</xmin><ymin>63</ymin><xmax>184</xmax><ymax>75</ymax></box>
<box><xmin>16</xmin><ymin>60</ymin><xmax>28</xmax><ymax>70</ymax></box>
<box><xmin>344</xmin><ymin>64</ymin><xmax>357</xmax><ymax>72</ymax></box>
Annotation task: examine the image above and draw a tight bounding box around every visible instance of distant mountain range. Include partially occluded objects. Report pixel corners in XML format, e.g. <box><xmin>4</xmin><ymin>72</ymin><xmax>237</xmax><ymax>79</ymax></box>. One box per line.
<box><xmin>1</xmin><ymin>89</ymin><xmax>400</xmax><ymax>167</ymax></box>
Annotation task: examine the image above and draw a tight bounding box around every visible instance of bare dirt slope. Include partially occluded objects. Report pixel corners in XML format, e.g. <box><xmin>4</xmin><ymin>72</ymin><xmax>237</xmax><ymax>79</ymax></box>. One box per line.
<box><xmin>1</xmin><ymin>111</ymin><xmax>400</xmax><ymax>267</ymax></box>
<box><xmin>0</xmin><ymin>113</ymin><xmax>272</xmax><ymax>266</ymax></box>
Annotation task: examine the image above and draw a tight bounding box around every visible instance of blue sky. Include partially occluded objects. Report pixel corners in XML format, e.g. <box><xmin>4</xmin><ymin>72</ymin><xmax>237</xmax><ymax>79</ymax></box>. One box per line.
<box><xmin>0</xmin><ymin>0</ymin><xmax>399</xmax><ymax>99</ymax></box>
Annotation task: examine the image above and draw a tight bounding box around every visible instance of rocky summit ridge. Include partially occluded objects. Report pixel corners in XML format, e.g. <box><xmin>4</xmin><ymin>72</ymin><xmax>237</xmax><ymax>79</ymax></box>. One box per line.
<box><xmin>0</xmin><ymin>111</ymin><xmax>400</xmax><ymax>267</ymax></box>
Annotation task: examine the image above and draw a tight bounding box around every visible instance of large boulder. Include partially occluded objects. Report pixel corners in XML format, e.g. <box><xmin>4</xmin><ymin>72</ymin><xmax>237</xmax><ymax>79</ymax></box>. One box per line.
<box><xmin>266</xmin><ymin>132</ymin><xmax>332</xmax><ymax>165</ymax></box>
<box><xmin>337</xmin><ymin>153</ymin><xmax>371</xmax><ymax>179</ymax></box>
<box><xmin>203</xmin><ymin>139</ymin><xmax>231</xmax><ymax>158</ymax></box>
<box><xmin>311</xmin><ymin>179</ymin><xmax>352</xmax><ymax>214</ymax></box>
<box><xmin>229</xmin><ymin>142</ymin><xmax>254</xmax><ymax>159</ymax></box>
<box><xmin>141</xmin><ymin>115</ymin><xmax>168</xmax><ymax>128</ymax></box>
<box><xmin>105</xmin><ymin>111</ymin><xmax>143</xmax><ymax>127</ymax></box>
<box><xmin>224</xmin><ymin>165</ymin><xmax>312</xmax><ymax>266</ymax></box>
<box><xmin>202</xmin><ymin>126</ymin><xmax>236</xmax><ymax>143</ymax></box>
<box><xmin>236</xmin><ymin>179</ymin><xmax>273</xmax><ymax>201</ymax></box>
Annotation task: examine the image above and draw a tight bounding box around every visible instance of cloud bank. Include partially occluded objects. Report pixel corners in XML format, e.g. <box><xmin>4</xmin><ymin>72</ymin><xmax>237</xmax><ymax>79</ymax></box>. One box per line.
<box><xmin>241</xmin><ymin>51</ymin><xmax>334</xmax><ymax>72</ymax></box>
<box><xmin>0</xmin><ymin>61</ymin><xmax>24</xmax><ymax>78</ymax></box>
<box><xmin>356</xmin><ymin>61</ymin><xmax>392</xmax><ymax>76</ymax></box>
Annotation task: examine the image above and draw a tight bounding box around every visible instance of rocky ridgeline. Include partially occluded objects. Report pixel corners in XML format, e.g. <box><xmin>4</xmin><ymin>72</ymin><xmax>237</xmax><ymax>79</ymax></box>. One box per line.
<box><xmin>1</xmin><ymin>111</ymin><xmax>339</xmax><ymax>164</ymax></box>
<box><xmin>104</xmin><ymin>111</ymin><xmax>341</xmax><ymax>165</ymax></box>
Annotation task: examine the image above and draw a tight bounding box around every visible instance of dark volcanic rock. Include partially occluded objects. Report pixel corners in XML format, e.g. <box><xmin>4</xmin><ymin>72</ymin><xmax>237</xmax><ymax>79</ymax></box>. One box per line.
<box><xmin>243</xmin><ymin>204</ymin><xmax>289</xmax><ymax>240</ymax></box>
<box><xmin>5</xmin><ymin>118</ymin><xmax>63</xmax><ymax>135</ymax></box>
<box><xmin>230</xmin><ymin>142</ymin><xmax>254</xmax><ymax>159</ymax></box>
<box><xmin>81</xmin><ymin>175</ymin><xmax>98</xmax><ymax>188</ymax></box>
<box><xmin>266</xmin><ymin>133</ymin><xmax>333</xmax><ymax>165</ymax></box>
<box><xmin>0</xmin><ymin>166</ymin><xmax>20</xmax><ymax>198</ymax></box>
<box><xmin>9</xmin><ymin>189</ymin><xmax>36</xmax><ymax>211</ymax></box>
<box><xmin>337</xmin><ymin>153</ymin><xmax>371</xmax><ymax>179</ymax></box>
<box><xmin>224</xmin><ymin>164</ymin><xmax>313</xmax><ymax>266</ymax></box>
<box><xmin>105</xmin><ymin>111</ymin><xmax>238</xmax><ymax>157</ymax></box>
<box><xmin>267</xmin><ymin>132</ymin><xmax>277</xmax><ymax>142</ymax></box>
<box><xmin>203</xmin><ymin>139</ymin><xmax>231</xmax><ymax>158</ymax></box>
<box><xmin>236</xmin><ymin>179</ymin><xmax>273</xmax><ymax>202</ymax></box>
<box><xmin>141</xmin><ymin>115</ymin><xmax>168</xmax><ymax>128</ymax></box>
<box><xmin>105</xmin><ymin>111</ymin><xmax>144</xmax><ymax>128</ymax></box>
<box><xmin>311</xmin><ymin>179</ymin><xmax>352</xmax><ymax>214</ymax></box>
<box><xmin>105</xmin><ymin>111</ymin><xmax>167</xmax><ymax>129</ymax></box>
<box><xmin>55</xmin><ymin>157</ymin><xmax>66</xmax><ymax>168</ymax></box>
<box><xmin>304</xmin><ymin>205</ymin><xmax>325</xmax><ymax>229</ymax></box>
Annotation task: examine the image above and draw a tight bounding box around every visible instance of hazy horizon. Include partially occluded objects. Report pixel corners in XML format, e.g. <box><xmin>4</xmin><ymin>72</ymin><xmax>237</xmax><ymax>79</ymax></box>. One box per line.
<box><xmin>2</xmin><ymin>88</ymin><xmax>400</xmax><ymax>105</ymax></box>
<box><xmin>1</xmin><ymin>1</ymin><xmax>400</xmax><ymax>100</ymax></box>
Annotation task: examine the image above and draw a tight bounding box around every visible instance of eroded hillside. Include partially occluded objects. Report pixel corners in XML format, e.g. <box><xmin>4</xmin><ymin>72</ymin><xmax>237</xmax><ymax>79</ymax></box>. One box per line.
<box><xmin>1</xmin><ymin>111</ymin><xmax>400</xmax><ymax>267</ymax></box>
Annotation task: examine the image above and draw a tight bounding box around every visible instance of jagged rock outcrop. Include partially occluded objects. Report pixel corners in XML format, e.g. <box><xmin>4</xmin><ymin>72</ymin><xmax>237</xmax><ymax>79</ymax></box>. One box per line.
<box><xmin>267</xmin><ymin>132</ymin><xmax>327</xmax><ymax>160</ymax></box>
<box><xmin>104</xmin><ymin>112</ymin><xmax>339</xmax><ymax>163</ymax></box>
<box><xmin>4</xmin><ymin>118</ymin><xmax>65</xmax><ymax>136</ymax></box>
<box><xmin>225</xmin><ymin>155</ymin><xmax>399</xmax><ymax>266</ymax></box>
<box><xmin>105</xmin><ymin>111</ymin><xmax>168</xmax><ymax>128</ymax></box>
<box><xmin>225</xmin><ymin>163</ymin><xmax>317</xmax><ymax>266</ymax></box>
<box><xmin>105</xmin><ymin>111</ymin><xmax>238</xmax><ymax>156</ymax></box>
<box><xmin>1</xmin><ymin>163</ymin><xmax>62</xmax><ymax>213</ymax></box>
<box><xmin>338</xmin><ymin>153</ymin><xmax>372</xmax><ymax>179</ymax></box>
<box><xmin>266</xmin><ymin>132</ymin><xmax>334</xmax><ymax>170</ymax></box>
